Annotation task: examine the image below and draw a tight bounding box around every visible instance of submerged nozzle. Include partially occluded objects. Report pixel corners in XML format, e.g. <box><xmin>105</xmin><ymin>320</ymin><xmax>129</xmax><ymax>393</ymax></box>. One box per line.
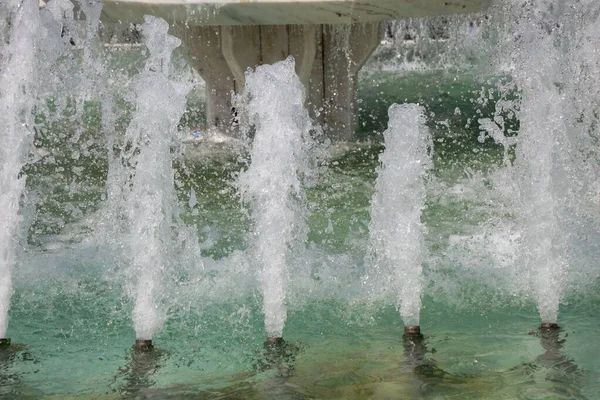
<box><xmin>134</xmin><ymin>339</ymin><xmax>154</xmax><ymax>351</ymax></box>
<box><xmin>540</xmin><ymin>322</ymin><xmax>560</xmax><ymax>331</ymax></box>
<box><xmin>257</xmin><ymin>337</ymin><xmax>299</xmax><ymax>376</ymax></box>
<box><xmin>266</xmin><ymin>337</ymin><xmax>285</xmax><ymax>346</ymax></box>
<box><xmin>0</xmin><ymin>339</ymin><xmax>10</xmax><ymax>346</ymax></box>
<box><xmin>403</xmin><ymin>325</ymin><xmax>422</xmax><ymax>338</ymax></box>
<box><xmin>402</xmin><ymin>326</ymin><xmax>428</xmax><ymax>368</ymax></box>
<box><xmin>403</xmin><ymin>326</ymin><xmax>425</xmax><ymax>357</ymax></box>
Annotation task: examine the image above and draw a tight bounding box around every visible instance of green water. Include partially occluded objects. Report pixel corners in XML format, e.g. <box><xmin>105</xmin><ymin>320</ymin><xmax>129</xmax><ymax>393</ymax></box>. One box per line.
<box><xmin>4</xmin><ymin>70</ymin><xmax>599</xmax><ymax>398</ymax></box>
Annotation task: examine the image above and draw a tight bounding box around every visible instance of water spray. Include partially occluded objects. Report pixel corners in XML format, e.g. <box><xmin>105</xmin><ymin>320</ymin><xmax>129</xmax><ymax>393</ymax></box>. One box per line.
<box><xmin>237</xmin><ymin>57</ymin><xmax>312</xmax><ymax>343</ymax></box>
<box><xmin>115</xmin><ymin>15</ymin><xmax>192</xmax><ymax>345</ymax></box>
<box><xmin>367</xmin><ymin>103</ymin><xmax>431</xmax><ymax>332</ymax></box>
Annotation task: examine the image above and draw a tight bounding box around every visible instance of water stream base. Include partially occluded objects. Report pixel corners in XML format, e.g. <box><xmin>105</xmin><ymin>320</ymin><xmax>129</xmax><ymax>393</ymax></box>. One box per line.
<box><xmin>134</xmin><ymin>339</ymin><xmax>154</xmax><ymax>352</ymax></box>
<box><xmin>402</xmin><ymin>327</ymin><xmax>427</xmax><ymax>366</ymax></box>
<box><xmin>255</xmin><ymin>337</ymin><xmax>300</xmax><ymax>376</ymax></box>
<box><xmin>403</xmin><ymin>325</ymin><xmax>422</xmax><ymax>338</ymax></box>
<box><xmin>540</xmin><ymin>322</ymin><xmax>560</xmax><ymax>331</ymax></box>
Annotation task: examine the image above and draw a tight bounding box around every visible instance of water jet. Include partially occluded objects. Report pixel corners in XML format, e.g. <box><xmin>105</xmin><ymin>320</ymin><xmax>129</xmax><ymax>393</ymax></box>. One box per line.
<box><xmin>367</xmin><ymin>103</ymin><xmax>431</xmax><ymax>336</ymax></box>
<box><xmin>237</xmin><ymin>58</ymin><xmax>312</xmax><ymax>345</ymax></box>
<box><xmin>0</xmin><ymin>0</ymin><xmax>599</xmax><ymax>397</ymax></box>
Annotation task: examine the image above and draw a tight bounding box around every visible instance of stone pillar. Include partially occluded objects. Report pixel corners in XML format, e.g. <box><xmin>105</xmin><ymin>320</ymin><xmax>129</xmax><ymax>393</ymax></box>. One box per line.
<box><xmin>177</xmin><ymin>26</ymin><xmax>236</xmax><ymax>133</ymax></box>
<box><xmin>178</xmin><ymin>22</ymin><xmax>382</xmax><ymax>141</ymax></box>
<box><xmin>288</xmin><ymin>25</ymin><xmax>318</xmax><ymax>86</ymax></box>
<box><xmin>321</xmin><ymin>23</ymin><xmax>382</xmax><ymax>140</ymax></box>
<box><xmin>221</xmin><ymin>26</ymin><xmax>261</xmax><ymax>92</ymax></box>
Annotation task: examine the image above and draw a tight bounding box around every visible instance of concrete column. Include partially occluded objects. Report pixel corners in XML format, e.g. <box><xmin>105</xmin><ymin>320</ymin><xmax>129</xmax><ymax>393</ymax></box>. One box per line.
<box><xmin>322</xmin><ymin>23</ymin><xmax>382</xmax><ymax>140</ymax></box>
<box><xmin>178</xmin><ymin>22</ymin><xmax>381</xmax><ymax>140</ymax></box>
<box><xmin>288</xmin><ymin>25</ymin><xmax>318</xmax><ymax>86</ymax></box>
<box><xmin>307</xmin><ymin>27</ymin><xmax>325</xmax><ymax>124</ymax></box>
<box><xmin>176</xmin><ymin>26</ymin><xmax>236</xmax><ymax>132</ymax></box>
<box><xmin>260</xmin><ymin>25</ymin><xmax>288</xmax><ymax>65</ymax></box>
<box><xmin>221</xmin><ymin>25</ymin><xmax>261</xmax><ymax>92</ymax></box>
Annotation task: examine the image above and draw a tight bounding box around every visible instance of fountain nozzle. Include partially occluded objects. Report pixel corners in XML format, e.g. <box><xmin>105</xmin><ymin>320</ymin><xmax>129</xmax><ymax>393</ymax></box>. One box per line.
<box><xmin>134</xmin><ymin>339</ymin><xmax>154</xmax><ymax>351</ymax></box>
<box><xmin>266</xmin><ymin>337</ymin><xmax>285</xmax><ymax>346</ymax></box>
<box><xmin>402</xmin><ymin>326</ymin><xmax>427</xmax><ymax>366</ymax></box>
<box><xmin>540</xmin><ymin>322</ymin><xmax>560</xmax><ymax>331</ymax></box>
<box><xmin>403</xmin><ymin>325</ymin><xmax>422</xmax><ymax>338</ymax></box>
<box><xmin>0</xmin><ymin>338</ymin><xmax>10</xmax><ymax>346</ymax></box>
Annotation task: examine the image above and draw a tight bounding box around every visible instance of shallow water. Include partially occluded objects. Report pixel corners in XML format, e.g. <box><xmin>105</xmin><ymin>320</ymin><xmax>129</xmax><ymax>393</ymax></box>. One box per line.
<box><xmin>4</xmin><ymin>70</ymin><xmax>600</xmax><ymax>398</ymax></box>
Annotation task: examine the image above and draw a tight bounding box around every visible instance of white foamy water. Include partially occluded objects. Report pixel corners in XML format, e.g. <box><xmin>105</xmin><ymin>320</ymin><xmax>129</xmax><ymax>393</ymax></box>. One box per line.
<box><xmin>108</xmin><ymin>16</ymin><xmax>193</xmax><ymax>339</ymax></box>
<box><xmin>0</xmin><ymin>0</ymin><xmax>43</xmax><ymax>337</ymax></box>
<box><xmin>514</xmin><ymin>77</ymin><xmax>565</xmax><ymax>322</ymax></box>
<box><xmin>467</xmin><ymin>0</ymin><xmax>600</xmax><ymax>321</ymax></box>
<box><xmin>366</xmin><ymin>104</ymin><xmax>431</xmax><ymax>326</ymax></box>
<box><xmin>501</xmin><ymin>0</ymin><xmax>594</xmax><ymax>323</ymax></box>
<box><xmin>237</xmin><ymin>57</ymin><xmax>312</xmax><ymax>338</ymax></box>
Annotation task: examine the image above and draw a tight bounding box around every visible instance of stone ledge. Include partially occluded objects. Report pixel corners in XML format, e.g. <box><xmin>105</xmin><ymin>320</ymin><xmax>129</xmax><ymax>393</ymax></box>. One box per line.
<box><xmin>102</xmin><ymin>0</ymin><xmax>490</xmax><ymax>26</ymax></box>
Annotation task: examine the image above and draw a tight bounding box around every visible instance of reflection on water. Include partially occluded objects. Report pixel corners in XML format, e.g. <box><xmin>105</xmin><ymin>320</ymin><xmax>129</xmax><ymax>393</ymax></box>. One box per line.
<box><xmin>0</xmin><ymin>327</ymin><xmax>581</xmax><ymax>399</ymax></box>
<box><xmin>0</xmin><ymin>343</ymin><xmax>38</xmax><ymax>398</ymax></box>
<box><xmin>536</xmin><ymin>327</ymin><xmax>579</xmax><ymax>373</ymax></box>
<box><xmin>0</xmin><ymin>345</ymin><xmax>21</xmax><ymax>397</ymax></box>
<box><xmin>517</xmin><ymin>328</ymin><xmax>587</xmax><ymax>400</ymax></box>
<box><xmin>116</xmin><ymin>346</ymin><xmax>167</xmax><ymax>398</ymax></box>
<box><xmin>254</xmin><ymin>338</ymin><xmax>301</xmax><ymax>378</ymax></box>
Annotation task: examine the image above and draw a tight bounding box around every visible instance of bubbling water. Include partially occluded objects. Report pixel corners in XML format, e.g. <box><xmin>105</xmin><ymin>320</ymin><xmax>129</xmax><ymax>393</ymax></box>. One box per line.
<box><xmin>113</xmin><ymin>16</ymin><xmax>193</xmax><ymax>339</ymax></box>
<box><xmin>0</xmin><ymin>0</ymin><xmax>43</xmax><ymax>338</ymax></box>
<box><xmin>237</xmin><ymin>57</ymin><xmax>312</xmax><ymax>338</ymax></box>
<box><xmin>367</xmin><ymin>104</ymin><xmax>431</xmax><ymax>327</ymax></box>
<box><xmin>504</xmin><ymin>0</ymin><xmax>598</xmax><ymax>323</ymax></box>
<box><xmin>471</xmin><ymin>0</ymin><xmax>600</xmax><ymax>322</ymax></box>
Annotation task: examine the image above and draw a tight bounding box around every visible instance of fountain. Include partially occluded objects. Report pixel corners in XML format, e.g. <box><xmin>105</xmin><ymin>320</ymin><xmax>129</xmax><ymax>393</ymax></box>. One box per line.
<box><xmin>475</xmin><ymin>0</ymin><xmax>600</xmax><ymax>331</ymax></box>
<box><xmin>367</xmin><ymin>103</ymin><xmax>431</xmax><ymax>338</ymax></box>
<box><xmin>236</xmin><ymin>57</ymin><xmax>312</xmax><ymax>344</ymax></box>
<box><xmin>0</xmin><ymin>0</ymin><xmax>599</xmax><ymax>397</ymax></box>
<box><xmin>0</xmin><ymin>0</ymin><xmax>43</xmax><ymax>345</ymax></box>
<box><xmin>111</xmin><ymin>15</ymin><xmax>193</xmax><ymax>348</ymax></box>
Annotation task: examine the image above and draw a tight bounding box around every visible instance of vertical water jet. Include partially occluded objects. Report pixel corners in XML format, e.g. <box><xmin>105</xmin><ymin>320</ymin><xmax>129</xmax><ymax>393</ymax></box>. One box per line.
<box><xmin>237</xmin><ymin>57</ymin><xmax>312</xmax><ymax>342</ymax></box>
<box><xmin>116</xmin><ymin>15</ymin><xmax>193</xmax><ymax>345</ymax></box>
<box><xmin>0</xmin><ymin>0</ymin><xmax>43</xmax><ymax>343</ymax></box>
<box><xmin>367</xmin><ymin>103</ymin><xmax>431</xmax><ymax>335</ymax></box>
<box><xmin>505</xmin><ymin>0</ymin><xmax>568</xmax><ymax>328</ymax></box>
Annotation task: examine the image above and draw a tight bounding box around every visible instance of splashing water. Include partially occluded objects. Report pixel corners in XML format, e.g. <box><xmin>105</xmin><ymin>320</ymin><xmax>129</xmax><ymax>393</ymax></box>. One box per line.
<box><xmin>116</xmin><ymin>16</ymin><xmax>193</xmax><ymax>339</ymax></box>
<box><xmin>237</xmin><ymin>57</ymin><xmax>312</xmax><ymax>338</ymax></box>
<box><xmin>475</xmin><ymin>0</ymin><xmax>600</xmax><ymax>322</ymax></box>
<box><xmin>512</xmin><ymin>0</ymin><xmax>600</xmax><ymax>323</ymax></box>
<box><xmin>513</xmin><ymin>34</ymin><xmax>565</xmax><ymax>323</ymax></box>
<box><xmin>367</xmin><ymin>104</ymin><xmax>431</xmax><ymax>327</ymax></box>
<box><xmin>0</xmin><ymin>0</ymin><xmax>42</xmax><ymax>338</ymax></box>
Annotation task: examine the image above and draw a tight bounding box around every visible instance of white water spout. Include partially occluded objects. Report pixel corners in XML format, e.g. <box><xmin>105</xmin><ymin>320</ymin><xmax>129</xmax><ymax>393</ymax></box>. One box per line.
<box><xmin>237</xmin><ymin>57</ymin><xmax>312</xmax><ymax>338</ymax></box>
<box><xmin>120</xmin><ymin>15</ymin><xmax>193</xmax><ymax>339</ymax></box>
<box><xmin>0</xmin><ymin>0</ymin><xmax>42</xmax><ymax>338</ymax></box>
<box><xmin>367</xmin><ymin>104</ymin><xmax>431</xmax><ymax>327</ymax></box>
